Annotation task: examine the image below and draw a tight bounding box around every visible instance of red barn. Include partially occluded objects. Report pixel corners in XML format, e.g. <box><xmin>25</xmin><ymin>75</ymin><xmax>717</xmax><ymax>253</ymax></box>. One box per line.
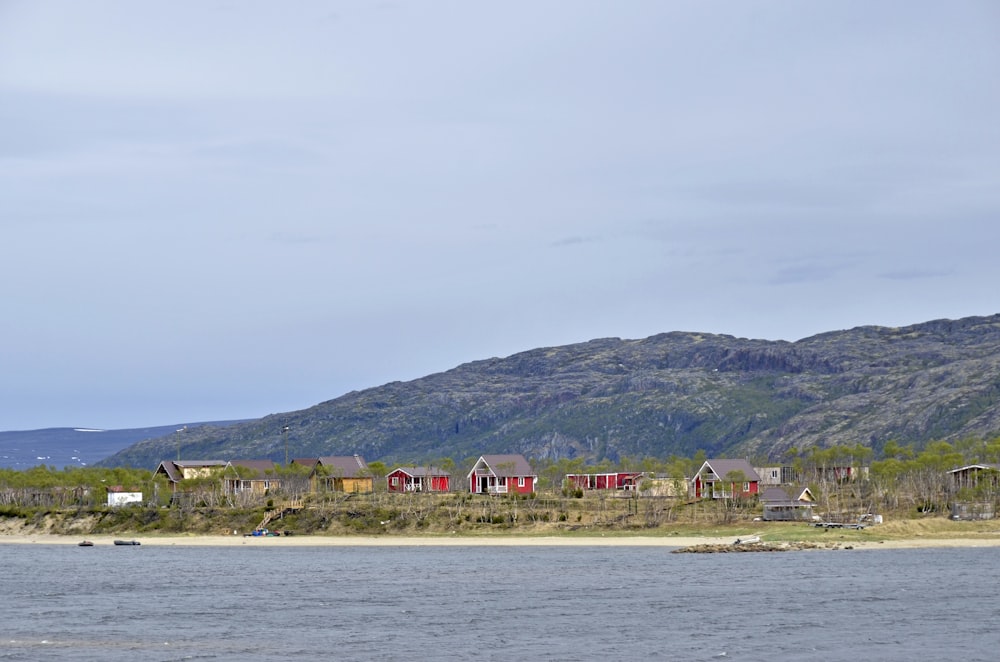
<box><xmin>387</xmin><ymin>467</ymin><xmax>451</xmax><ymax>493</ymax></box>
<box><xmin>468</xmin><ymin>454</ymin><xmax>537</xmax><ymax>495</ymax></box>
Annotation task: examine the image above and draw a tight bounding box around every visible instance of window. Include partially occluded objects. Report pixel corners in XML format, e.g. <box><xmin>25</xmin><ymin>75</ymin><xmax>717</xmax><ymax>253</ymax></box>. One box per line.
<box><xmin>518</xmin><ymin>477</ymin><xmax>526</xmax><ymax>487</ymax></box>
<box><xmin>743</xmin><ymin>482</ymin><xmax>750</xmax><ymax>492</ymax></box>
<box><xmin>390</xmin><ymin>476</ymin><xmax>399</xmax><ymax>487</ymax></box>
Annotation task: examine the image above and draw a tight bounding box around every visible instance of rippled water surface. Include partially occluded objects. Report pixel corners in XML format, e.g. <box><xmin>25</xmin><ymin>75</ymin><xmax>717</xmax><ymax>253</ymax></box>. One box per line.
<box><xmin>2</xmin><ymin>543</ymin><xmax>998</xmax><ymax>661</ymax></box>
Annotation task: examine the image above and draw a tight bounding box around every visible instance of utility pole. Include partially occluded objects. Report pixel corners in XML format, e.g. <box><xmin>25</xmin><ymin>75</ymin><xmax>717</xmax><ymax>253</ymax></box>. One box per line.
<box><xmin>283</xmin><ymin>426</ymin><xmax>291</xmax><ymax>466</ymax></box>
<box><xmin>176</xmin><ymin>426</ymin><xmax>187</xmax><ymax>461</ymax></box>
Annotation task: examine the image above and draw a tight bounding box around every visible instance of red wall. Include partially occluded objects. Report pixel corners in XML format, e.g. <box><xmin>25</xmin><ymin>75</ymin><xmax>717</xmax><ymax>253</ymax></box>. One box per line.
<box><xmin>387</xmin><ymin>470</ymin><xmax>406</xmax><ymax>493</ymax></box>
<box><xmin>387</xmin><ymin>470</ymin><xmax>451</xmax><ymax>493</ymax></box>
<box><xmin>511</xmin><ymin>476</ymin><xmax>535</xmax><ymax>494</ymax></box>
<box><xmin>694</xmin><ymin>476</ymin><xmax>758</xmax><ymax>498</ymax></box>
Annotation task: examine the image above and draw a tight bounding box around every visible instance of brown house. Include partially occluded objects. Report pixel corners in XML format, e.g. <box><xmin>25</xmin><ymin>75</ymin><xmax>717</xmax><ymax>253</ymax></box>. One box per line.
<box><xmin>222</xmin><ymin>460</ymin><xmax>279</xmax><ymax>496</ymax></box>
<box><xmin>760</xmin><ymin>485</ymin><xmax>816</xmax><ymax>521</ymax></box>
<box><xmin>154</xmin><ymin>460</ymin><xmax>227</xmax><ymax>494</ymax></box>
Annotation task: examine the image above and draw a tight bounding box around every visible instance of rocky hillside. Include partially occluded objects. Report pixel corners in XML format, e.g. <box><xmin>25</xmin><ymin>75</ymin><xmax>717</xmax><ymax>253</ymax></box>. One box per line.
<box><xmin>99</xmin><ymin>314</ymin><xmax>1000</xmax><ymax>469</ymax></box>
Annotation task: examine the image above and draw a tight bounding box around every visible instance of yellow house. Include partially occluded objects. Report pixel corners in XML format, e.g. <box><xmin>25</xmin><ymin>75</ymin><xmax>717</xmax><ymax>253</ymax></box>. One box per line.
<box><xmin>293</xmin><ymin>455</ymin><xmax>373</xmax><ymax>494</ymax></box>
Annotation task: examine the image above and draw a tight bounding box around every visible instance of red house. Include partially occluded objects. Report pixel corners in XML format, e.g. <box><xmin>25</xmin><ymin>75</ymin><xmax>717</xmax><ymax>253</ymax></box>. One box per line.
<box><xmin>387</xmin><ymin>467</ymin><xmax>451</xmax><ymax>493</ymax></box>
<box><xmin>566</xmin><ymin>472</ymin><xmax>644</xmax><ymax>491</ymax></box>
<box><xmin>468</xmin><ymin>454</ymin><xmax>537</xmax><ymax>495</ymax></box>
<box><xmin>691</xmin><ymin>459</ymin><xmax>760</xmax><ymax>499</ymax></box>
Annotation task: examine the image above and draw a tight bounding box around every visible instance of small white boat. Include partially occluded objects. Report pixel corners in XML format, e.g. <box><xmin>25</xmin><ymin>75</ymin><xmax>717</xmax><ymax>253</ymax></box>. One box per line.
<box><xmin>733</xmin><ymin>535</ymin><xmax>760</xmax><ymax>545</ymax></box>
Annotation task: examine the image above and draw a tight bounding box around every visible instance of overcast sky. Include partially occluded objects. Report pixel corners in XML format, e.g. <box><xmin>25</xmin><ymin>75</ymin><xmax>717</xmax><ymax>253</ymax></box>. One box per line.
<box><xmin>2</xmin><ymin>1</ymin><xmax>998</xmax><ymax>431</ymax></box>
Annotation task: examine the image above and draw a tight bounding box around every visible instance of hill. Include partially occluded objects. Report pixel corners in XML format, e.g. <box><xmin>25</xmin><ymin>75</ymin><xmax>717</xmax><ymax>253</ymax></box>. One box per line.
<box><xmin>97</xmin><ymin>314</ymin><xmax>1000</xmax><ymax>469</ymax></box>
<box><xmin>0</xmin><ymin>422</ymin><xmax>248</xmax><ymax>470</ymax></box>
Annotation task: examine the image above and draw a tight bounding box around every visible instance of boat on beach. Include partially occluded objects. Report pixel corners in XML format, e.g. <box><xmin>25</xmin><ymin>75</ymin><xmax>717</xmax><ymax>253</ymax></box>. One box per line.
<box><xmin>733</xmin><ymin>535</ymin><xmax>761</xmax><ymax>545</ymax></box>
<box><xmin>113</xmin><ymin>539</ymin><xmax>140</xmax><ymax>546</ymax></box>
<box><xmin>78</xmin><ymin>540</ymin><xmax>94</xmax><ymax>547</ymax></box>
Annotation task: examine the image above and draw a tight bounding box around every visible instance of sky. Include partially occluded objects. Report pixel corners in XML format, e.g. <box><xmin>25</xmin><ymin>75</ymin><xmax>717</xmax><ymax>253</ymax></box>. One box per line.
<box><xmin>2</xmin><ymin>1</ymin><xmax>999</xmax><ymax>431</ymax></box>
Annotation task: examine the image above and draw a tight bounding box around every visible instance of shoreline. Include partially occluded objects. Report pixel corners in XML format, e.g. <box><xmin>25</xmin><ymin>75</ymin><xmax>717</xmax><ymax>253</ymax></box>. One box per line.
<box><xmin>4</xmin><ymin>533</ymin><xmax>1000</xmax><ymax>549</ymax></box>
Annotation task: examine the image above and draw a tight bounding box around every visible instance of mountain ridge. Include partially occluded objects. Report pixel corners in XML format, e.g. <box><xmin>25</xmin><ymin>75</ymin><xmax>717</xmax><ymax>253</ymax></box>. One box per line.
<box><xmin>0</xmin><ymin>421</ymin><xmax>250</xmax><ymax>469</ymax></box>
<box><xmin>89</xmin><ymin>313</ymin><xmax>1000</xmax><ymax>470</ymax></box>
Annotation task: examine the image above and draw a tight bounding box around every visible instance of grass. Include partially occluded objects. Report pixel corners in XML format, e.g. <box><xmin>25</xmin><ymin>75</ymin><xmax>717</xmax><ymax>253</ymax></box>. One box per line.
<box><xmin>4</xmin><ymin>495</ymin><xmax>1000</xmax><ymax>544</ymax></box>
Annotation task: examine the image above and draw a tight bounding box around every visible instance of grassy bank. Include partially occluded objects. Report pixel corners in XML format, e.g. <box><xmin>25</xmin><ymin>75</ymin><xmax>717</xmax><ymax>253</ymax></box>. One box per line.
<box><xmin>3</xmin><ymin>494</ymin><xmax>999</xmax><ymax>544</ymax></box>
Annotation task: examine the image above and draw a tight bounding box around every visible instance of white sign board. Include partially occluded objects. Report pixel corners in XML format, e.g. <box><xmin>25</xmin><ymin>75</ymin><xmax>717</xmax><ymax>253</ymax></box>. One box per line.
<box><xmin>107</xmin><ymin>492</ymin><xmax>143</xmax><ymax>506</ymax></box>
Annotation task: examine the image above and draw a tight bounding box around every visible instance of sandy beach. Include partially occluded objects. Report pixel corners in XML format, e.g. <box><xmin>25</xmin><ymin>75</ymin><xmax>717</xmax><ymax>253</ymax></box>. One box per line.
<box><xmin>4</xmin><ymin>532</ymin><xmax>1000</xmax><ymax>549</ymax></box>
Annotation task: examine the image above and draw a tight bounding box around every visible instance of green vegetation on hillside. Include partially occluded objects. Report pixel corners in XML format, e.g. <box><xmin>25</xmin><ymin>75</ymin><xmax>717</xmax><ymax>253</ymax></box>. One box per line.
<box><xmin>97</xmin><ymin>314</ymin><xmax>1000</xmax><ymax>470</ymax></box>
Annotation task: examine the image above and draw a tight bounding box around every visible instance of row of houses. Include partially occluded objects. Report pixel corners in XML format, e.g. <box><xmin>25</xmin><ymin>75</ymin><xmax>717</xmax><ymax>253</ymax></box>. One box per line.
<box><xmin>151</xmin><ymin>454</ymin><xmax>820</xmax><ymax>519</ymax></box>
<box><xmin>154</xmin><ymin>454</ymin><xmax>539</xmax><ymax>498</ymax></box>
<box><xmin>566</xmin><ymin>459</ymin><xmax>841</xmax><ymax>521</ymax></box>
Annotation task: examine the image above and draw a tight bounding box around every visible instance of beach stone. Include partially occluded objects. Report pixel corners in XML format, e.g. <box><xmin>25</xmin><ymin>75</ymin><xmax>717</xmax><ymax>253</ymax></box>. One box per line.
<box><xmin>671</xmin><ymin>541</ymin><xmax>835</xmax><ymax>553</ymax></box>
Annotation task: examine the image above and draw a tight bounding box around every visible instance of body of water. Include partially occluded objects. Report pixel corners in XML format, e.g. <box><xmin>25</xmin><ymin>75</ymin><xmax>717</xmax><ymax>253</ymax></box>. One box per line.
<box><xmin>1</xmin><ymin>543</ymin><xmax>997</xmax><ymax>661</ymax></box>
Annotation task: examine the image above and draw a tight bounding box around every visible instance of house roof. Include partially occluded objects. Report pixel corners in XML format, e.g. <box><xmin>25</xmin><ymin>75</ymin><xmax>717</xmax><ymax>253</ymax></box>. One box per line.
<box><xmin>760</xmin><ymin>485</ymin><xmax>814</xmax><ymax>504</ymax></box>
<box><xmin>948</xmin><ymin>463</ymin><xmax>1000</xmax><ymax>474</ymax></box>
<box><xmin>225</xmin><ymin>460</ymin><xmax>276</xmax><ymax>478</ymax></box>
<box><xmin>566</xmin><ymin>471</ymin><xmax>644</xmax><ymax>478</ymax></box>
<box><xmin>699</xmin><ymin>459</ymin><xmax>761</xmax><ymax>482</ymax></box>
<box><xmin>154</xmin><ymin>460</ymin><xmax>226</xmax><ymax>482</ymax></box>
<box><xmin>469</xmin><ymin>454</ymin><xmax>535</xmax><ymax>478</ymax></box>
<box><xmin>316</xmin><ymin>455</ymin><xmax>369</xmax><ymax>478</ymax></box>
<box><xmin>392</xmin><ymin>466</ymin><xmax>450</xmax><ymax>478</ymax></box>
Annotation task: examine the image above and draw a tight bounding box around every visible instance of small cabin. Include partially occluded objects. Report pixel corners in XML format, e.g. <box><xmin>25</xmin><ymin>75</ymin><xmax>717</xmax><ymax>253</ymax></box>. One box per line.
<box><xmin>691</xmin><ymin>459</ymin><xmax>760</xmax><ymax>499</ymax></box>
<box><xmin>760</xmin><ymin>486</ymin><xmax>816</xmax><ymax>521</ymax></box>
<box><xmin>387</xmin><ymin>467</ymin><xmax>451</xmax><ymax>493</ymax></box>
<box><xmin>467</xmin><ymin>454</ymin><xmax>537</xmax><ymax>495</ymax></box>
<box><xmin>294</xmin><ymin>455</ymin><xmax>373</xmax><ymax>493</ymax></box>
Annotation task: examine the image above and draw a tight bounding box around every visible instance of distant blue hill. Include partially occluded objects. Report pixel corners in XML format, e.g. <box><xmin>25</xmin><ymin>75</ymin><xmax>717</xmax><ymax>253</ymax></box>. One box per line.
<box><xmin>0</xmin><ymin>422</ymin><xmax>248</xmax><ymax>470</ymax></box>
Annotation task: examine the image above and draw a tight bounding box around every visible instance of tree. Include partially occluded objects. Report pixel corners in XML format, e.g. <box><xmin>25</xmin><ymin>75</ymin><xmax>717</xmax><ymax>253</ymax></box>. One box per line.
<box><xmin>366</xmin><ymin>461</ymin><xmax>388</xmax><ymax>492</ymax></box>
<box><xmin>721</xmin><ymin>469</ymin><xmax>750</xmax><ymax>523</ymax></box>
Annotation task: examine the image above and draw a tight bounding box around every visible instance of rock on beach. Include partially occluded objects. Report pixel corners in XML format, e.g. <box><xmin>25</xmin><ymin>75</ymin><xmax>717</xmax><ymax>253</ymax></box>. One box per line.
<box><xmin>672</xmin><ymin>541</ymin><xmax>852</xmax><ymax>553</ymax></box>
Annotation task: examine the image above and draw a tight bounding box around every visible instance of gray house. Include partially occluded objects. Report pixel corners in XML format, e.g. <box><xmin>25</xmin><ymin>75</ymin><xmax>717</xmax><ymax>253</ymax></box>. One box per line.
<box><xmin>760</xmin><ymin>485</ymin><xmax>816</xmax><ymax>521</ymax></box>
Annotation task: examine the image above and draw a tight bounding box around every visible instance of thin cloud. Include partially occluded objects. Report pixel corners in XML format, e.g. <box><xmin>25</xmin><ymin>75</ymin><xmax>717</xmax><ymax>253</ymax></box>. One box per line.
<box><xmin>879</xmin><ymin>268</ymin><xmax>954</xmax><ymax>281</ymax></box>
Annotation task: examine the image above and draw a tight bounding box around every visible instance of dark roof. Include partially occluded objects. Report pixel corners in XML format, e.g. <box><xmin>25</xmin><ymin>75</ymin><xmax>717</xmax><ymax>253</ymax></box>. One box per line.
<box><xmin>699</xmin><ymin>459</ymin><xmax>761</xmax><ymax>482</ymax></box>
<box><xmin>472</xmin><ymin>454</ymin><xmax>535</xmax><ymax>477</ymax></box>
<box><xmin>317</xmin><ymin>455</ymin><xmax>369</xmax><ymax>478</ymax></box>
<box><xmin>392</xmin><ymin>466</ymin><xmax>450</xmax><ymax>478</ymax></box>
<box><xmin>225</xmin><ymin>460</ymin><xmax>276</xmax><ymax>478</ymax></box>
<box><xmin>290</xmin><ymin>458</ymin><xmax>319</xmax><ymax>470</ymax></box>
<box><xmin>566</xmin><ymin>471</ymin><xmax>644</xmax><ymax>477</ymax></box>
<box><xmin>760</xmin><ymin>485</ymin><xmax>814</xmax><ymax>505</ymax></box>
